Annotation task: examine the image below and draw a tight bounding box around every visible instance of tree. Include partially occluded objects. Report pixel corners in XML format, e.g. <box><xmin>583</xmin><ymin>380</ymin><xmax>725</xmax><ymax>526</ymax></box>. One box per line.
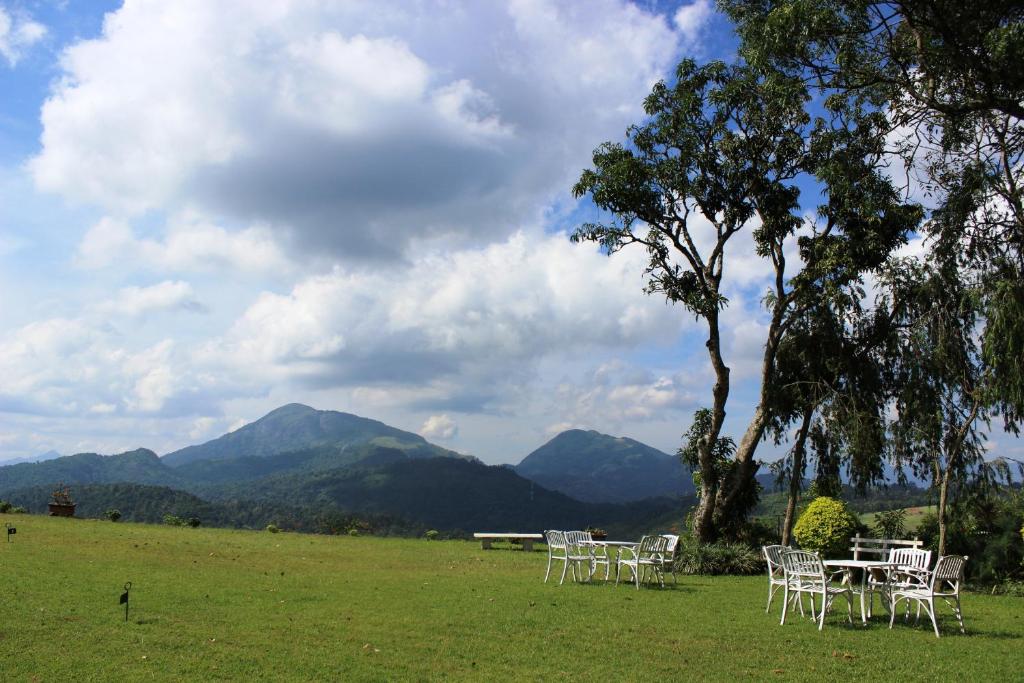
<box><xmin>767</xmin><ymin>297</ymin><xmax>892</xmax><ymax>544</ymax></box>
<box><xmin>724</xmin><ymin>0</ymin><xmax>1024</xmax><ymax>425</ymax></box>
<box><xmin>883</xmin><ymin>261</ymin><xmax>991</xmax><ymax>554</ymax></box>
<box><xmin>574</xmin><ymin>59</ymin><xmax>918</xmax><ymax>541</ymax></box>
<box><xmin>724</xmin><ymin>0</ymin><xmax>1023</xmax><ymax>552</ymax></box>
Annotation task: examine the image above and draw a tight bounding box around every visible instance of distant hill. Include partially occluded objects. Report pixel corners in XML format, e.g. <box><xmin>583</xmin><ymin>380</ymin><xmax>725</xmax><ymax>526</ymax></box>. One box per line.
<box><xmin>2</xmin><ymin>482</ymin><xmax>419</xmax><ymax>535</ymax></box>
<box><xmin>163</xmin><ymin>403</ymin><xmax>471</xmax><ymax>468</ymax></box>
<box><xmin>205</xmin><ymin>456</ymin><xmax>684</xmax><ymax>536</ymax></box>
<box><xmin>0</xmin><ymin>448</ymin><xmax>183</xmax><ymax>497</ymax></box>
<box><xmin>0</xmin><ymin>449</ymin><xmax>62</xmax><ymax>467</ymax></box>
<box><xmin>515</xmin><ymin>429</ymin><xmax>693</xmax><ymax>503</ymax></box>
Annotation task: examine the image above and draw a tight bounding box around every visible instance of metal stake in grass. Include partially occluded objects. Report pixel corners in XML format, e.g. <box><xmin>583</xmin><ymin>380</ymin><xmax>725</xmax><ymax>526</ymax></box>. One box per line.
<box><xmin>5</xmin><ymin>523</ymin><xmax>14</xmax><ymax>542</ymax></box>
<box><xmin>120</xmin><ymin>582</ymin><xmax>132</xmax><ymax>622</ymax></box>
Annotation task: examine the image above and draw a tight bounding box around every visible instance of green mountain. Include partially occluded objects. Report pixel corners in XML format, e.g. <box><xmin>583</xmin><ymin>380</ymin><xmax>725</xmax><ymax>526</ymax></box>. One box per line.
<box><xmin>515</xmin><ymin>429</ymin><xmax>693</xmax><ymax>503</ymax></box>
<box><xmin>0</xmin><ymin>448</ymin><xmax>183</xmax><ymax>497</ymax></box>
<box><xmin>162</xmin><ymin>403</ymin><xmax>470</xmax><ymax>468</ymax></box>
<box><xmin>204</xmin><ymin>457</ymin><xmax>682</xmax><ymax>537</ymax></box>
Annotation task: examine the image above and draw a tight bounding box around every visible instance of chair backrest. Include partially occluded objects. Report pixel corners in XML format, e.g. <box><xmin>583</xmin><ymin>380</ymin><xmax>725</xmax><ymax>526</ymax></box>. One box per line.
<box><xmin>763</xmin><ymin>545</ymin><xmax>786</xmax><ymax>577</ymax></box>
<box><xmin>636</xmin><ymin>534</ymin><xmax>668</xmax><ymax>560</ymax></box>
<box><xmin>661</xmin><ymin>534</ymin><xmax>679</xmax><ymax>554</ymax></box>
<box><xmin>932</xmin><ymin>555</ymin><xmax>968</xmax><ymax>592</ymax></box>
<box><xmin>781</xmin><ymin>549</ymin><xmax>825</xmax><ymax>585</ymax></box>
<box><xmin>890</xmin><ymin>547</ymin><xmax>932</xmax><ymax>570</ymax></box>
<box><xmin>564</xmin><ymin>530</ymin><xmax>591</xmax><ymax>546</ymax></box>
<box><xmin>544</xmin><ymin>530</ymin><xmax>567</xmax><ymax>550</ymax></box>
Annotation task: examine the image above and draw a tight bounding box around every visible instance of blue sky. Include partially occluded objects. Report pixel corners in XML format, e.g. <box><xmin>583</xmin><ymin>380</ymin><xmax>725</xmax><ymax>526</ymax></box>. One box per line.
<box><xmin>1</xmin><ymin>1</ymin><xmax>1017</xmax><ymax>468</ymax></box>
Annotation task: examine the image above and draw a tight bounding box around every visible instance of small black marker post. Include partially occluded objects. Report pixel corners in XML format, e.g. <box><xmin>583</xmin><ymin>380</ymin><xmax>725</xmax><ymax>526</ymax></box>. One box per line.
<box><xmin>120</xmin><ymin>582</ymin><xmax>132</xmax><ymax>622</ymax></box>
<box><xmin>5</xmin><ymin>523</ymin><xmax>14</xmax><ymax>542</ymax></box>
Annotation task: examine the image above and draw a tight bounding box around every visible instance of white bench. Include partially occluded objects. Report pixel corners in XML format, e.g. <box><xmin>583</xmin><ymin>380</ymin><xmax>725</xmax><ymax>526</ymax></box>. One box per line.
<box><xmin>473</xmin><ymin>533</ymin><xmax>543</xmax><ymax>552</ymax></box>
<box><xmin>849</xmin><ymin>534</ymin><xmax>923</xmax><ymax>560</ymax></box>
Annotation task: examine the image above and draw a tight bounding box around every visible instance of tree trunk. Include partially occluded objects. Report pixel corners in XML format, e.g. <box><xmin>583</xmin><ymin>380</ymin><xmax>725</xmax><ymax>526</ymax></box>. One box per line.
<box><xmin>935</xmin><ymin>399</ymin><xmax>981</xmax><ymax>555</ymax></box>
<box><xmin>693</xmin><ymin>307</ymin><xmax>730</xmax><ymax>544</ymax></box>
<box><xmin>781</xmin><ymin>406</ymin><xmax>814</xmax><ymax>546</ymax></box>
<box><xmin>937</xmin><ymin>462</ymin><xmax>951</xmax><ymax>556</ymax></box>
<box><xmin>714</xmin><ymin>292</ymin><xmax>785</xmax><ymax>530</ymax></box>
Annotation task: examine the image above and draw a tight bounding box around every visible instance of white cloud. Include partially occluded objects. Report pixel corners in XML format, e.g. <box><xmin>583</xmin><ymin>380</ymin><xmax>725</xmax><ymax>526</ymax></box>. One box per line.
<box><xmin>0</xmin><ymin>6</ymin><xmax>45</xmax><ymax>66</ymax></box>
<box><xmin>421</xmin><ymin>414</ymin><xmax>458</xmax><ymax>440</ymax></box>
<box><xmin>95</xmin><ymin>281</ymin><xmax>204</xmax><ymax>317</ymax></box>
<box><xmin>31</xmin><ymin>0</ymin><xmax>681</xmax><ymax>260</ymax></box>
<box><xmin>200</xmin><ymin>230</ymin><xmax>685</xmax><ymax>405</ymax></box>
<box><xmin>75</xmin><ymin>212</ymin><xmax>290</xmax><ymax>274</ymax></box>
<box><xmin>673</xmin><ymin>0</ymin><xmax>713</xmax><ymax>50</ymax></box>
<box><xmin>547</xmin><ymin>361</ymin><xmax>699</xmax><ymax>431</ymax></box>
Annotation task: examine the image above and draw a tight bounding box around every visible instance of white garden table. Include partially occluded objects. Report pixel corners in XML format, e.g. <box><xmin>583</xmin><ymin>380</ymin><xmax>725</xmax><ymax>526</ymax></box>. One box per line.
<box><xmin>586</xmin><ymin>540</ymin><xmax>637</xmax><ymax>580</ymax></box>
<box><xmin>824</xmin><ymin>559</ymin><xmax>899</xmax><ymax>624</ymax></box>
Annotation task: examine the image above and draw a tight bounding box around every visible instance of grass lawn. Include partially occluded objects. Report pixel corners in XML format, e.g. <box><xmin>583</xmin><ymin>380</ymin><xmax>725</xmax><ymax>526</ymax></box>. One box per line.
<box><xmin>2</xmin><ymin>515</ymin><xmax>1021</xmax><ymax>681</ymax></box>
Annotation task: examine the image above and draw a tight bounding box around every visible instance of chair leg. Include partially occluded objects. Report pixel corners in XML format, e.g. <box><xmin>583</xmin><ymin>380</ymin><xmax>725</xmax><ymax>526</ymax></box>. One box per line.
<box><xmin>559</xmin><ymin>558</ymin><xmax>569</xmax><ymax>585</ymax></box>
<box><xmin>817</xmin><ymin>590</ymin><xmax>827</xmax><ymax>630</ymax></box>
<box><xmin>953</xmin><ymin>595</ymin><xmax>966</xmax><ymax>634</ymax></box>
<box><xmin>780</xmin><ymin>585</ymin><xmax>789</xmax><ymax>625</ymax></box>
<box><xmin>926</xmin><ymin>597</ymin><xmax>940</xmax><ymax>638</ymax></box>
<box><xmin>544</xmin><ymin>553</ymin><xmax>553</xmax><ymax>583</ymax></box>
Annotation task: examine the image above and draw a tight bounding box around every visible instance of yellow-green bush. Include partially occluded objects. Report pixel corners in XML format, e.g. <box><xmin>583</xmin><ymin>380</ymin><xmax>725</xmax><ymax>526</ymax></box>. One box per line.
<box><xmin>793</xmin><ymin>496</ymin><xmax>859</xmax><ymax>556</ymax></box>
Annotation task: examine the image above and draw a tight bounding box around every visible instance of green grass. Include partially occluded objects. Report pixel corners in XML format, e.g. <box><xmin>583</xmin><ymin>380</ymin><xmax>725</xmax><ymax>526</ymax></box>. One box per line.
<box><xmin>2</xmin><ymin>514</ymin><xmax>1021</xmax><ymax>681</ymax></box>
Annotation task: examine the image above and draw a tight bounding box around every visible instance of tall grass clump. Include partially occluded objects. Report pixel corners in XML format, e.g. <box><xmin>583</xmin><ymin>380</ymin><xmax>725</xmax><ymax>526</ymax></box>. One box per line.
<box><xmin>675</xmin><ymin>536</ymin><xmax>764</xmax><ymax>575</ymax></box>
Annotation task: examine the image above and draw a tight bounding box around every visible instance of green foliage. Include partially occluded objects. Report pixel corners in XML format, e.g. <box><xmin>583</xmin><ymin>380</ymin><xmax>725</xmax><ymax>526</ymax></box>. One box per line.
<box><xmin>424</xmin><ymin>529</ymin><xmax>439</xmax><ymax>541</ymax></box>
<box><xmin>678</xmin><ymin>408</ymin><xmax>736</xmax><ymax>494</ymax></box>
<box><xmin>104</xmin><ymin>508</ymin><xmax>121</xmax><ymax>522</ymax></box>
<box><xmin>872</xmin><ymin>508</ymin><xmax>907</xmax><ymax>539</ymax></box>
<box><xmin>0</xmin><ymin>500</ymin><xmax>11</xmax><ymax>513</ymax></box>
<box><xmin>265</xmin><ymin>524</ymin><xmax>280</xmax><ymax>533</ymax></box>
<box><xmin>793</xmin><ymin>497</ymin><xmax>859</xmax><ymax>555</ymax></box>
<box><xmin>10</xmin><ymin>506</ymin><xmax>26</xmax><ymax>514</ymax></box>
<box><xmin>163</xmin><ymin>514</ymin><xmax>186</xmax><ymax>526</ymax></box>
<box><xmin>674</xmin><ymin>536</ymin><xmax>764</xmax><ymax>575</ymax></box>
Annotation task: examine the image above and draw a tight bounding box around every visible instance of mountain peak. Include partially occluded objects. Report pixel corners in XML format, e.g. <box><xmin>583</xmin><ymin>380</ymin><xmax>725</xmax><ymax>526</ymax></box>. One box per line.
<box><xmin>161</xmin><ymin>404</ymin><xmax>460</xmax><ymax>468</ymax></box>
<box><xmin>515</xmin><ymin>429</ymin><xmax>691</xmax><ymax>503</ymax></box>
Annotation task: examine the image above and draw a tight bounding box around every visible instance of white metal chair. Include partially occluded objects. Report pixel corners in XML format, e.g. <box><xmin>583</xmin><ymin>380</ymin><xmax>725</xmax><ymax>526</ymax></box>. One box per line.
<box><xmin>780</xmin><ymin>549</ymin><xmax>854</xmax><ymax>630</ymax></box>
<box><xmin>659</xmin><ymin>534</ymin><xmax>680</xmax><ymax>585</ymax></box>
<box><xmin>866</xmin><ymin>547</ymin><xmax>932</xmax><ymax>618</ymax></box>
<box><xmin>762</xmin><ymin>545</ymin><xmax>789</xmax><ymax>613</ymax></box>
<box><xmin>543</xmin><ymin>530</ymin><xmax>570</xmax><ymax>584</ymax></box>
<box><xmin>563</xmin><ymin>530</ymin><xmax>598</xmax><ymax>583</ymax></box>
<box><xmin>616</xmin><ymin>535</ymin><xmax>669</xmax><ymax>589</ymax></box>
<box><xmin>888</xmin><ymin>555</ymin><xmax>968</xmax><ymax>637</ymax></box>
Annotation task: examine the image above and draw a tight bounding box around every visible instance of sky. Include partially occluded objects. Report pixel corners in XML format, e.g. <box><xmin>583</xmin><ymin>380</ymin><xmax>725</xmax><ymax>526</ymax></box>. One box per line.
<box><xmin>1</xmin><ymin>0</ymin><xmax>1018</xmax><ymax>468</ymax></box>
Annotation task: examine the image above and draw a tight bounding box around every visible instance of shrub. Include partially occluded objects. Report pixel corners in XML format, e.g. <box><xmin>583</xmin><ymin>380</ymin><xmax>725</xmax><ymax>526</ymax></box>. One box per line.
<box><xmin>105</xmin><ymin>509</ymin><xmax>122</xmax><ymax>522</ymax></box>
<box><xmin>872</xmin><ymin>508</ymin><xmax>906</xmax><ymax>539</ymax></box>
<box><xmin>348</xmin><ymin>528</ymin><xmax>360</xmax><ymax>537</ymax></box>
<box><xmin>675</xmin><ymin>536</ymin><xmax>764</xmax><ymax>575</ymax></box>
<box><xmin>0</xmin><ymin>500</ymin><xmax>11</xmax><ymax>513</ymax></box>
<box><xmin>916</xmin><ymin>512</ymin><xmax>940</xmax><ymax>551</ymax></box>
<box><xmin>163</xmin><ymin>514</ymin><xmax>185</xmax><ymax>526</ymax></box>
<box><xmin>187</xmin><ymin>517</ymin><xmax>201</xmax><ymax>528</ymax></box>
<box><xmin>266</xmin><ymin>524</ymin><xmax>281</xmax><ymax>533</ymax></box>
<box><xmin>10</xmin><ymin>506</ymin><xmax>26</xmax><ymax>514</ymax></box>
<box><xmin>424</xmin><ymin>529</ymin><xmax>439</xmax><ymax>540</ymax></box>
<box><xmin>793</xmin><ymin>497</ymin><xmax>859</xmax><ymax>556</ymax></box>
